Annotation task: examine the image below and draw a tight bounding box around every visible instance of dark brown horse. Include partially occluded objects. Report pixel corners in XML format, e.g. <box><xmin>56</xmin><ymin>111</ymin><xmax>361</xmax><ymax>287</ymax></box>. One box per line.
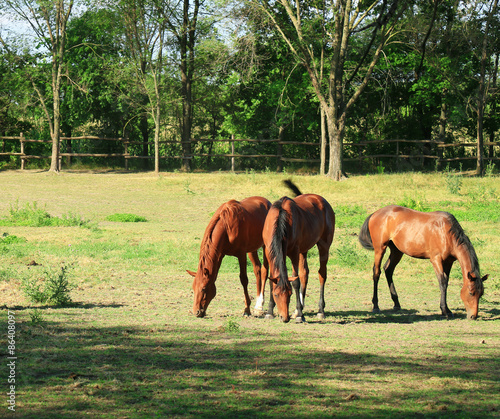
<box><xmin>359</xmin><ymin>205</ymin><xmax>488</xmax><ymax>320</ymax></box>
<box><xmin>263</xmin><ymin>181</ymin><xmax>335</xmax><ymax>323</ymax></box>
<box><xmin>188</xmin><ymin>196</ymin><xmax>271</xmax><ymax>317</ymax></box>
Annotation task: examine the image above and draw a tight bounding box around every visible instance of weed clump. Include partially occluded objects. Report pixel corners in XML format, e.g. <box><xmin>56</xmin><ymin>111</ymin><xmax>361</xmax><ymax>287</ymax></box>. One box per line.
<box><xmin>0</xmin><ymin>201</ymin><xmax>93</xmax><ymax>228</ymax></box>
<box><xmin>22</xmin><ymin>264</ymin><xmax>74</xmax><ymax>306</ymax></box>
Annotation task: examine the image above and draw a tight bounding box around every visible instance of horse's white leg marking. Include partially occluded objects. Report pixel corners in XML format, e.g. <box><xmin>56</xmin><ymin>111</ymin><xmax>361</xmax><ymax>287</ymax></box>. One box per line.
<box><xmin>254</xmin><ymin>293</ymin><xmax>264</xmax><ymax>311</ymax></box>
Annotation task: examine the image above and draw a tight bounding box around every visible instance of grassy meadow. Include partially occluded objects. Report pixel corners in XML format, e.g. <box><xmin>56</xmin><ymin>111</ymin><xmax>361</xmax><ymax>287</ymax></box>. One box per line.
<box><xmin>0</xmin><ymin>169</ymin><xmax>499</xmax><ymax>418</ymax></box>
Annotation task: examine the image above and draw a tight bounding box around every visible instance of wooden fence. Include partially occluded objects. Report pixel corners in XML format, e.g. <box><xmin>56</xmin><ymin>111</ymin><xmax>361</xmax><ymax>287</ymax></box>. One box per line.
<box><xmin>0</xmin><ymin>133</ymin><xmax>498</xmax><ymax>171</ymax></box>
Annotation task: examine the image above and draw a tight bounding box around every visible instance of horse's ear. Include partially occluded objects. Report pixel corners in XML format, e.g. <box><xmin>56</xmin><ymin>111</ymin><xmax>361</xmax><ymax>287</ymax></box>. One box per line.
<box><xmin>186</xmin><ymin>270</ymin><xmax>196</xmax><ymax>277</ymax></box>
<box><xmin>481</xmin><ymin>274</ymin><xmax>489</xmax><ymax>282</ymax></box>
<box><xmin>288</xmin><ymin>276</ymin><xmax>299</xmax><ymax>282</ymax></box>
<box><xmin>203</xmin><ymin>268</ymin><xmax>210</xmax><ymax>277</ymax></box>
<box><xmin>467</xmin><ymin>272</ymin><xmax>477</xmax><ymax>281</ymax></box>
<box><xmin>269</xmin><ymin>276</ymin><xmax>278</xmax><ymax>284</ymax></box>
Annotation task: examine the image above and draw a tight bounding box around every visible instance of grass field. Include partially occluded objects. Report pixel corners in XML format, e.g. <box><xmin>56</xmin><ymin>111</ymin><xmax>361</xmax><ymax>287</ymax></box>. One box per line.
<box><xmin>0</xmin><ymin>170</ymin><xmax>499</xmax><ymax>418</ymax></box>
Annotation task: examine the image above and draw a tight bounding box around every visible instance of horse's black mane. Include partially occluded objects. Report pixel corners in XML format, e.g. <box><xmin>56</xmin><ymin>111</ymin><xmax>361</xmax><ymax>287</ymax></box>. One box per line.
<box><xmin>270</xmin><ymin>198</ymin><xmax>292</xmax><ymax>292</ymax></box>
<box><xmin>446</xmin><ymin>213</ymin><xmax>480</xmax><ymax>276</ymax></box>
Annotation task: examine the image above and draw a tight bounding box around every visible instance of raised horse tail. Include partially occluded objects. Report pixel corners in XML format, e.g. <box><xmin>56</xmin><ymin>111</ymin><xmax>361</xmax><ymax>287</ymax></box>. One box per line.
<box><xmin>358</xmin><ymin>214</ymin><xmax>374</xmax><ymax>250</ymax></box>
<box><xmin>283</xmin><ymin>179</ymin><xmax>302</xmax><ymax>197</ymax></box>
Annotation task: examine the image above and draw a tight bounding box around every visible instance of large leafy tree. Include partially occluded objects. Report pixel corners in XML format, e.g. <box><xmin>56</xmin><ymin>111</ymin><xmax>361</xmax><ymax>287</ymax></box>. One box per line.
<box><xmin>243</xmin><ymin>0</ymin><xmax>410</xmax><ymax>179</ymax></box>
<box><xmin>0</xmin><ymin>0</ymin><xmax>77</xmax><ymax>172</ymax></box>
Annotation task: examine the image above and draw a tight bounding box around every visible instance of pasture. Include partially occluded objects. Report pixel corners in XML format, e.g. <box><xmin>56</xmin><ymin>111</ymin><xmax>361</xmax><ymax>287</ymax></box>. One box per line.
<box><xmin>0</xmin><ymin>170</ymin><xmax>499</xmax><ymax>418</ymax></box>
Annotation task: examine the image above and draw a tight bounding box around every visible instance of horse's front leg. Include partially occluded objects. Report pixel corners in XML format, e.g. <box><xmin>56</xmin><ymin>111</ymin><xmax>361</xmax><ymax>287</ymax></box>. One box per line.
<box><xmin>265</xmin><ymin>282</ymin><xmax>276</xmax><ymax>320</ymax></box>
<box><xmin>432</xmin><ymin>258</ymin><xmax>454</xmax><ymax>318</ymax></box>
<box><xmin>238</xmin><ymin>255</ymin><xmax>252</xmax><ymax>317</ymax></box>
<box><xmin>248</xmin><ymin>251</ymin><xmax>265</xmax><ymax>315</ymax></box>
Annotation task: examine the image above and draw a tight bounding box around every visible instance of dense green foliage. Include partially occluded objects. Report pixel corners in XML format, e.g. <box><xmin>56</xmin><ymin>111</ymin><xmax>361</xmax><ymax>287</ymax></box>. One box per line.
<box><xmin>0</xmin><ymin>0</ymin><xmax>498</xmax><ymax>173</ymax></box>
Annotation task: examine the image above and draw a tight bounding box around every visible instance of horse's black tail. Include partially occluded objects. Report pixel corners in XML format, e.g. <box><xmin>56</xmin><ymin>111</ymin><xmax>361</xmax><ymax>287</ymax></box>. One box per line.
<box><xmin>358</xmin><ymin>214</ymin><xmax>374</xmax><ymax>250</ymax></box>
<box><xmin>283</xmin><ymin>179</ymin><xmax>302</xmax><ymax>197</ymax></box>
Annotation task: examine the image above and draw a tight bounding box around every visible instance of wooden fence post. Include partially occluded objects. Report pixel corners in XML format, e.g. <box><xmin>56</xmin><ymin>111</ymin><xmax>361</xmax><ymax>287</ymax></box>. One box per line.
<box><xmin>231</xmin><ymin>134</ymin><xmax>235</xmax><ymax>172</ymax></box>
<box><xmin>277</xmin><ymin>127</ymin><xmax>284</xmax><ymax>172</ymax></box>
<box><xmin>396</xmin><ymin>140</ymin><xmax>400</xmax><ymax>171</ymax></box>
<box><xmin>20</xmin><ymin>133</ymin><xmax>25</xmax><ymax>170</ymax></box>
<box><xmin>124</xmin><ymin>136</ymin><xmax>129</xmax><ymax>171</ymax></box>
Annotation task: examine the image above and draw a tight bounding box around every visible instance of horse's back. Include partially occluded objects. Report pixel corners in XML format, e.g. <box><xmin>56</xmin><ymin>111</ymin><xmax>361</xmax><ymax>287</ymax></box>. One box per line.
<box><xmin>369</xmin><ymin>205</ymin><xmax>454</xmax><ymax>259</ymax></box>
<box><xmin>290</xmin><ymin>193</ymin><xmax>335</xmax><ymax>250</ymax></box>
<box><xmin>223</xmin><ymin>196</ymin><xmax>271</xmax><ymax>254</ymax></box>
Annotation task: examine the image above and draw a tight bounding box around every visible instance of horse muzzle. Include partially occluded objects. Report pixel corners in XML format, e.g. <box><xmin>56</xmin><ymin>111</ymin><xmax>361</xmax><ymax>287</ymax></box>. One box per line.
<box><xmin>195</xmin><ymin>309</ymin><xmax>206</xmax><ymax>318</ymax></box>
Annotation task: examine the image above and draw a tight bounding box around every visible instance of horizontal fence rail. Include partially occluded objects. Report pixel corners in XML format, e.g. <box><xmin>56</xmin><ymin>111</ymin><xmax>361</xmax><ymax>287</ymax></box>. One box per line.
<box><xmin>0</xmin><ymin>134</ymin><xmax>498</xmax><ymax>171</ymax></box>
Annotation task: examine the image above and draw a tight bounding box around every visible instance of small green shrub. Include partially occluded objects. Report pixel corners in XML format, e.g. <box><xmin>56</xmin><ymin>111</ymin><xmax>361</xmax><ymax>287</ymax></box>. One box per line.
<box><xmin>485</xmin><ymin>162</ymin><xmax>496</xmax><ymax>177</ymax></box>
<box><xmin>397</xmin><ymin>195</ymin><xmax>429</xmax><ymax>212</ymax></box>
<box><xmin>29</xmin><ymin>309</ymin><xmax>45</xmax><ymax>325</ymax></box>
<box><xmin>444</xmin><ymin>166</ymin><xmax>462</xmax><ymax>195</ymax></box>
<box><xmin>22</xmin><ymin>264</ymin><xmax>74</xmax><ymax>306</ymax></box>
<box><xmin>0</xmin><ymin>233</ymin><xmax>26</xmax><ymax>244</ymax></box>
<box><xmin>106</xmin><ymin>213</ymin><xmax>147</xmax><ymax>223</ymax></box>
<box><xmin>224</xmin><ymin>318</ymin><xmax>240</xmax><ymax>333</ymax></box>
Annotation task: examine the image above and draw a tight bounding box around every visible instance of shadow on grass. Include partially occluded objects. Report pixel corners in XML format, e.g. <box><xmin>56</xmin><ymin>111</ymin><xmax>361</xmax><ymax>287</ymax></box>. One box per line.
<box><xmin>6</xmin><ymin>316</ymin><xmax>499</xmax><ymax>419</ymax></box>
<box><xmin>325</xmin><ymin>309</ymin><xmax>450</xmax><ymax>324</ymax></box>
<box><xmin>4</xmin><ymin>302</ymin><xmax>124</xmax><ymax>311</ymax></box>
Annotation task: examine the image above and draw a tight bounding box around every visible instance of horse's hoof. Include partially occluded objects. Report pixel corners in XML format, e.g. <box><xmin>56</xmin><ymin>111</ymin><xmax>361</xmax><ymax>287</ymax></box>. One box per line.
<box><xmin>317</xmin><ymin>313</ymin><xmax>325</xmax><ymax>320</ymax></box>
<box><xmin>253</xmin><ymin>310</ymin><xmax>264</xmax><ymax>318</ymax></box>
<box><xmin>372</xmin><ymin>308</ymin><xmax>381</xmax><ymax>313</ymax></box>
<box><xmin>265</xmin><ymin>314</ymin><xmax>274</xmax><ymax>320</ymax></box>
<box><xmin>393</xmin><ymin>306</ymin><xmax>401</xmax><ymax>311</ymax></box>
<box><xmin>295</xmin><ymin>316</ymin><xmax>306</xmax><ymax>324</ymax></box>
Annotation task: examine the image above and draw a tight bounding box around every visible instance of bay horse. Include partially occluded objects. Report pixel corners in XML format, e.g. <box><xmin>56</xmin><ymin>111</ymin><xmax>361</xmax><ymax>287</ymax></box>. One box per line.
<box><xmin>263</xmin><ymin>180</ymin><xmax>335</xmax><ymax>323</ymax></box>
<box><xmin>359</xmin><ymin>205</ymin><xmax>488</xmax><ymax>320</ymax></box>
<box><xmin>187</xmin><ymin>196</ymin><xmax>271</xmax><ymax>318</ymax></box>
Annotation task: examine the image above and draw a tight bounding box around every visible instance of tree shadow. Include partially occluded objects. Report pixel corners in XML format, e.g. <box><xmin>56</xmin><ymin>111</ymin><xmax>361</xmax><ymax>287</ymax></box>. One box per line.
<box><xmin>2</xmin><ymin>302</ymin><xmax>124</xmax><ymax>311</ymax></box>
<box><xmin>6</xmin><ymin>317</ymin><xmax>499</xmax><ymax>418</ymax></box>
<box><xmin>323</xmin><ymin>308</ymin><xmax>448</xmax><ymax>324</ymax></box>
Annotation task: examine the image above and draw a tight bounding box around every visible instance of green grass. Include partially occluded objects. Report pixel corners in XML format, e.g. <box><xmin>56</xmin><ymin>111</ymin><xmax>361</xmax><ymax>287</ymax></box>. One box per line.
<box><xmin>0</xmin><ymin>170</ymin><xmax>499</xmax><ymax>418</ymax></box>
<box><xmin>105</xmin><ymin>213</ymin><xmax>147</xmax><ymax>222</ymax></box>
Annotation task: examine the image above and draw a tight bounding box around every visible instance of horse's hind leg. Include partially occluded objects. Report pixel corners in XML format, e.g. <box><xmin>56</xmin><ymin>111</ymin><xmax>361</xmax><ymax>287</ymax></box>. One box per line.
<box><xmin>384</xmin><ymin>243</ymin><xmax>403</xmax><ymax>310</ymax></box>
<box><xmin>291</xmin><ymin>253</ymin><xmax>306</xmax><ymax>323</ymax></box>
<box><xmin>317</xmin><ymin>242</ymin><xmax>330</xmax><ymax>320</ymax></box>
<box><xmin>372</xmin><ymin>246</ymin><xmax>387</xmax><ymax>312</ymax></box>
<box><xmin>238</xmin><ymin>255</ymin><xmax>252</xmax><ymax>317</ymax></box>
<box><xmin>248</xmin><ymin>251</ymin><xmax>265</xmax><ymax>315</ymax></box>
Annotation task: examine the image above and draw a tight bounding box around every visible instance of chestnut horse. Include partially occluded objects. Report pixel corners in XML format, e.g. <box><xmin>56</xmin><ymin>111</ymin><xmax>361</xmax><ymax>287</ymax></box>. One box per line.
<box><xmin>263</xmin><ymin>181</ymin><xmax>335</xmax><ymax>323</ymax></box>
<box><xmin>359</xmin><ymin>205</ymin><xmax>488</xmax><ymax>320</ymax></box>
<box><xmin>188</xmin><ymin>196</ymin><xmax>271</xmax><ymax>317</ymax></box>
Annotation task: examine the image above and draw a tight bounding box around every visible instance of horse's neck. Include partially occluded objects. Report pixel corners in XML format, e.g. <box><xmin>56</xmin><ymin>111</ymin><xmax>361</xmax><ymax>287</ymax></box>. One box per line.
<box><xmin>454</xmin><ymin>244</ymin><xmax>474</xmax><ymax>279</ymax></box>
<box><xmin>200</xmin><ymin>222</ymin><xmax>227</xmax><ymax>271</ymax></box>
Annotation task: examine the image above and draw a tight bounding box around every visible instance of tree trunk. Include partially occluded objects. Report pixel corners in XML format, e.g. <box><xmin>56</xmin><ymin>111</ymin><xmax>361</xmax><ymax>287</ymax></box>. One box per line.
<box><xmin>50</xmin><ymin>96</ymin><xmax>61</xmax><ymax>172</ymax></box>
<box><xmin>476</xmin><ymin>0</ymin><xmax>498</xmax><ymax>176</ymax></box>
<box><xmin>326</xmin><ymin>112</ymin><xmax>344</xmax><ymax>181</ymax></box>
<box><xmin>320</xmin><ymin>108</ymin><xmax>326</xmax><ymax>176</ymax></box>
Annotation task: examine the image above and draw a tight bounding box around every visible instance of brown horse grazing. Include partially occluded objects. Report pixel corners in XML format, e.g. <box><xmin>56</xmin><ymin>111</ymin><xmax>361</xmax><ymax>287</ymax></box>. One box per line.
<box><xmin>359</xmin><ymin>205</ymin><xmax>488</xmax><ymax>320</ymax></box>
<box><xmin>187</xmin><ymin>196</ymin><xmax>271</xmax><ymax>318</ymax></box>
<box><xmin>263</xmin><ymin>181</ymin><xmax>335</xmax><ymax>323</ymax></box>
